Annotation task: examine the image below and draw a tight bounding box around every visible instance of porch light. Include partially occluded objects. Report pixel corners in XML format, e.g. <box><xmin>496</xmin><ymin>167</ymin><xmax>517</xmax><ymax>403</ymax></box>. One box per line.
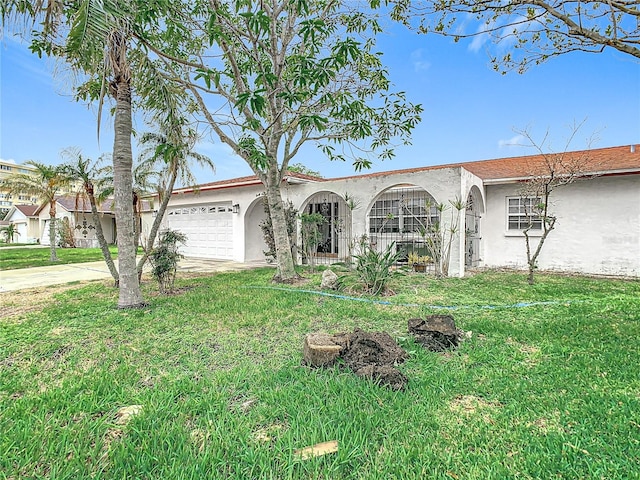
<box><xmin>232</xmin><ymin>204</ymin><xmax>240</xmax><ymax>214</ymax></box>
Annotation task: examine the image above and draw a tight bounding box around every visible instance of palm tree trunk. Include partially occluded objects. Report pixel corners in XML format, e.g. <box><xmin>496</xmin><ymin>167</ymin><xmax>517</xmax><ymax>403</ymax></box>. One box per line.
<box><xmin>48</xmin><ymin>202</ymin><xmax>59</xmax><ymax>262</ymax></box>
<box><xmin>112</xmin><ymin>70</ymin><xmax>145</xmax><ymax>308</ymax></box>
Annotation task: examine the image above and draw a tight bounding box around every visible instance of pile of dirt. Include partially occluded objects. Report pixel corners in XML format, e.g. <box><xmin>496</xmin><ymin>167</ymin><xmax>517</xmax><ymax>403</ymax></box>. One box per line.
<box><xmin>303</xmin><ymin>329</ymin><xmax>408</xmax><ymax>390</ymax></box>
<box><xmin>337</xmin><ymin>329</ymin><xmax>408</xmax><ymax>391</ymax></box>
<box><xmin>302</xmin><ymin>316</ymin><xmax>467</xmax><ymax>390</ymax></box>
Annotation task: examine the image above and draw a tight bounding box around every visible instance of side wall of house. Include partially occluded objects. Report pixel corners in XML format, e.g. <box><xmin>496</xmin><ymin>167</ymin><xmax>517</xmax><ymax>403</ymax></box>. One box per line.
<box><xmin>482</xmin><ymin>174</ymin><xmax>640</xmax><ymax>276</ymax></box>
<box><xmin>38</xmin><ymin>208</ymin><xmax>116</xmax><ymax>247</ymax></box>
<box><xmin>73</xmin><ymin>214</ymin><xmax>116</xmax><ymax>248</ymax></box>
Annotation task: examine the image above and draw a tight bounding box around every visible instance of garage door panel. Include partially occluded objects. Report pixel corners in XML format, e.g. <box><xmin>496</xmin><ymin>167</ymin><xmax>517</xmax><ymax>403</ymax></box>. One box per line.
<box><xmin>165</xmin><ymin>203</ymin><xmax>234</xmax><ymax>259</ymax></box>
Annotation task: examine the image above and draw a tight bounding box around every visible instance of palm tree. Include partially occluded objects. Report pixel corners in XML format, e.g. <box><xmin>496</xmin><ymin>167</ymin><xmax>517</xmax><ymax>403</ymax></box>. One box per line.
<box><xmin>135</xmin><ymin>121</ymin><xmax>215</xmax><ymax>278</ymax></box>
<box><xmin>3</xmin><ymin>161</ymin><xmax>70</xmax><ymax>261</ymax></box>
<box><xmin>20</xmin><ymin>1</ymin><xmax>147</xmax><ymax>307</ymax></box>
<box><xmin>3</xmin><ymin>1</ymin><xmax>190</xmax><ymax>308</ymax></box>
<box><xmin>0</xmin><ymin>223</ymin><xmax>20</xmax><ymax>243</ymax></box>
<box><xmin>60</xmin><ymin>147</ymin><xmax>120</xmax><ymax>286</ymax></box>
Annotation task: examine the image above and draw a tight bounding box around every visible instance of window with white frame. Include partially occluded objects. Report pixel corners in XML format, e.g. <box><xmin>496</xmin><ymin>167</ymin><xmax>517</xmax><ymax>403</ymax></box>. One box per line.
<box><xmin>507</xmin><ymin>197</ymin><xmax>542</xmax><ymax>230</ymax></box>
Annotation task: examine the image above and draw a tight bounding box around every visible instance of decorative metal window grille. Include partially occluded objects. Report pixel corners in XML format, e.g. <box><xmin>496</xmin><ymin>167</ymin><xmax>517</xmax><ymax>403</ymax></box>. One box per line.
<box><xmin>367</xmin><ymin>186</ymin><xmax>439</xmax><ymax>271</ymax></box>
<box><xmin>369</xmin><ymin>189</ymin><xmax>438</xmax><ymax>235</ymax></box>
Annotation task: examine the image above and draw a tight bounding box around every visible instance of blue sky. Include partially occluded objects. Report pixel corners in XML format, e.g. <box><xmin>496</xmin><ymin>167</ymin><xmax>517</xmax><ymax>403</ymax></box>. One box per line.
<box><xmin>1</xmin><ymin>23</ymin><xmax>639</xmax><ymax>183</ymax></box>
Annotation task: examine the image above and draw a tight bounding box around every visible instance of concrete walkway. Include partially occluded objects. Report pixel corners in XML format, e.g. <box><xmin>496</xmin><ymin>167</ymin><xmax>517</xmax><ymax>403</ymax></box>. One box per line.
<box><xmin>0</xmin><ymin>257</ymin><xmax>270</xmax><ymax>293</ymax></box>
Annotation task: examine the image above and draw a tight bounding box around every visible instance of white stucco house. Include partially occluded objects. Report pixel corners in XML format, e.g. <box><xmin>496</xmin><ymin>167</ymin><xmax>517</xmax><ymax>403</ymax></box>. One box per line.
<box><xmin>149</xmin><ymin>145</ymin><xmax>639</xmax><ymax>277</ymax></box>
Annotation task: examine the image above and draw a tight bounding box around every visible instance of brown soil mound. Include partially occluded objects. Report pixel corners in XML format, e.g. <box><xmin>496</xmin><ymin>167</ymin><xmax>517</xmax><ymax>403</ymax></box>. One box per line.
<box><xmin>334</xmin><ymin>329</ymin><xmax>408</xmax><ymax>390</ymax></box>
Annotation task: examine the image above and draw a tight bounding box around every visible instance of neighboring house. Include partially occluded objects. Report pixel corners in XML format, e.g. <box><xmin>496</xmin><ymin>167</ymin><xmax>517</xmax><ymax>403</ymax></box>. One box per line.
<box><xmin>150</xmin><ymin>145</ymin><xmax>640</xmax><ymax>277</ymax></box>
<box><xmin>32</xmin><ymin>196</ymin><xmax>117</xmax><ymax>248</ymax></box>
<box><xmin>3</xmin><ymin>195</ymin><xmax>155</xmax><ymax>248</ymax></box>
<box><xmin>4</xmin><ymin>204</ymin><xmax>40</xmax><ymax>243</ymax></box>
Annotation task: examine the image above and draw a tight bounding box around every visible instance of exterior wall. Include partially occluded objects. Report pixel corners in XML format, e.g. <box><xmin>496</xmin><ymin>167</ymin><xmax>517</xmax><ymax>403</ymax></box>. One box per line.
<box><xmin>483</xmin><ymin>175</ymin><xmax>640</xmax><ymax>276</ymax></box>
<box><xmin>160</xmin><ymin>168</ymin><xmax>639</xmax><ymax>278</ymax></box>
<box><xmin>281</xmin><ymin>167</ymin><xmax>468</xmax><ymax>276</ymax></box>
<box><xmin>72</xmin><ymin>213</ymin><xmax>116</xmax><ymax>248</ymax></box>
<box><xmin>161</xmin><ymin>167</ymin><xmax>471</xmax><ymax>273</ymax></box>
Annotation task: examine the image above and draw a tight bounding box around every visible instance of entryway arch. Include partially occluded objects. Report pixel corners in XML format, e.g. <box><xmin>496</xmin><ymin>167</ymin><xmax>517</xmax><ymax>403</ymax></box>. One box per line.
<box><xmin>244</xmin><ymin>196</ymin><xmax>269</xmax><ymax>262</ymax></box>
<box><xmin>299</xmin><ymin>191</ymin><xmax>352</xmax><ymax>265</ymax></box>
<box><xmin>465</xmin><ymin>185</ymin><xmax>484</xmax><ymax>268</ymax></box>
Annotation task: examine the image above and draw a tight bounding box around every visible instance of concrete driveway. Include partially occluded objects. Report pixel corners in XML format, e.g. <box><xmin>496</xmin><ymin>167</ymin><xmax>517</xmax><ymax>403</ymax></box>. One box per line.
<box><xmin>0</xmin><ymin>257</ymin><xmax>270</xmax><ymax>293</ymax></box>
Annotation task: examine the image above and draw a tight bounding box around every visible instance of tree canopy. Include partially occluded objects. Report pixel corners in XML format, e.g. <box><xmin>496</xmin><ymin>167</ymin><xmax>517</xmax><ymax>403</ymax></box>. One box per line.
<box><xmin>389</xmin><ymin>0</ymin><xmax>640</xmax><ymax>73</ymax></box>
<box><xmin>148</xmin><ymin>0</ymin><xmax>422</xmax><ymax>280</ymax></box>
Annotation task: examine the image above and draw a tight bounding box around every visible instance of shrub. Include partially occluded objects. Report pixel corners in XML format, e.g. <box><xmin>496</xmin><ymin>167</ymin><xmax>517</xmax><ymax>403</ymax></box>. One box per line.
<box><xmin>57</xmin><ymin>217</ymin><xmax>76</xmax><ymax>248</ymax></box>
<box><xmin>341</xmin><ymin>241</ymin><xmax>401</xmax><ymax>295</ymax></box>
<box><xmin>149</xmin><ymin>229</ymin><xmax>187</xmax><ymax>294</ymax></box>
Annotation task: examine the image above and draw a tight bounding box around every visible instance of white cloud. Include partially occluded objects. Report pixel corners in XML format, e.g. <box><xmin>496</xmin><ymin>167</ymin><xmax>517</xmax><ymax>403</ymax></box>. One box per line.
<box><xmin>410</xmin><ymin>49</ymin><xmax>431</xmax><ymax>72</ymax></box>
<box><xmin>3</xmin><ymin>36</ymin><xmax>54</xmax><ymax>86</ymax></box>
<box><xmin>0</xmin><ymin>158</ymin><xmax>17</xmax><ymax>164</ymax></box>
<box><xmin>498</xmin><ymin>135</ymin><xmax>526</xmax><ymax>148</ymax></box>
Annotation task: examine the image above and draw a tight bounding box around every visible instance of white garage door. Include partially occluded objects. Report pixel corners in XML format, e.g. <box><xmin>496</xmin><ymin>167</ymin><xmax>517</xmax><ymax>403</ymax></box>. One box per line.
<box><xmin>165</xmin><ymin>203</ymin><xmax>234</xmax><ymax>259</ymax></box>
<box><xmin>16</xmin><ymin>222</ymin><xmax>27</xmax><ymax>242</ymax></box>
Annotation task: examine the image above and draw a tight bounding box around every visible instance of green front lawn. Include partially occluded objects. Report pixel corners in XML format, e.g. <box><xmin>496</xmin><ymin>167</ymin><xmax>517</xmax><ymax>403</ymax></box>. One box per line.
<box><xmin>0</xmin><ymin>246</ymin><xmax>119</xmax><ymax>270</ymax></box>
<box><xmin>1</xmin><ymin>270</ymin><xmax>639</xmax><ymax>479</ymax></box>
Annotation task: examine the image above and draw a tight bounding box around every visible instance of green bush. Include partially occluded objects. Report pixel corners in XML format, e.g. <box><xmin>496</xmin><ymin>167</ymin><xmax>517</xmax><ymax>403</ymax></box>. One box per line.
<box><xmin>341</xmin><ymin>241</ymin><xmax>402</xmax><ymax>295</ymax></box>
<box><xmin>149</xmin><ymin>229</ymin><xmax>187</xmax><ymax>294</ymax></box>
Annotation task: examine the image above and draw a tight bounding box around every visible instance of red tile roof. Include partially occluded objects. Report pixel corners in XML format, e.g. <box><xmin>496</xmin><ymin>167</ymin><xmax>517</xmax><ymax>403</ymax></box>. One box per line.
<box><xmin>167</xmin><ymin>144</ymin><xmax>640</xmax><ymax>193</ymax></box>
<box><xmin>54</xmin><ymin>195</ymin><xmax>116</xmax><ymax>214</ymax></box>
<box><xmin>458</xmin><ymin>145</ymin><xmax>640</xmax><ymax>181</ymax></box>
<box><xmin>172</xmin><ymin>171</ymin><xmax>324</xmax><ymax>195</ymax></box>
<box><xmin>329</xmin><ymin>145</ymin><xmax>640</xmax><ymax>182</ymax></box>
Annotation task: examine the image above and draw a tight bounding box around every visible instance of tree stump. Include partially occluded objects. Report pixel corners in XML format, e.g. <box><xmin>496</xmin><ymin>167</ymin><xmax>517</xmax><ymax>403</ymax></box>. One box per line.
<box><xmin>408</xmin><ymin>315</ymin><xmax>461</xmax><ymax>352</ymax></box>
<box><xmin>302</xmin><ymin>329</ymin><xmax>409</xmax><ymax>390</ymax></box>
<box><xmin>302</xmin><ymin>333</ymin><xmax>343</xmax><ymax>367</ymax></box>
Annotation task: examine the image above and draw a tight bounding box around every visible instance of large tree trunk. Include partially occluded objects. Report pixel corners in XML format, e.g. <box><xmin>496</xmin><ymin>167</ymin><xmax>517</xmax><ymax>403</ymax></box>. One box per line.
<box><xmin>87</xmin><ymin>184</ymin><xmax>119</xmax><ymax>287</ymax></box>
<box><xmin>264</xmin><ymin>173</ymin><xmax>297</xmax><ymax>282</ymax></box>
<box><xmin>48</xmin><ymin>201</ymin><xmax>58</xmax><ymax>262</ymax></box>
<box><xmin>112</xmin><ymin>75</ymin><xmax>145</xmax><ymax>308</ymax></box>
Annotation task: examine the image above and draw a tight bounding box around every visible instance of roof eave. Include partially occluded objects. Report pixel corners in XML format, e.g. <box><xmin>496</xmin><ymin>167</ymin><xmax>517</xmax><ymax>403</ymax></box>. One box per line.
<box><xmin>483</xmin><ymin>168</ymin><xmax>640</xmax><ymax>185</ymax></box>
